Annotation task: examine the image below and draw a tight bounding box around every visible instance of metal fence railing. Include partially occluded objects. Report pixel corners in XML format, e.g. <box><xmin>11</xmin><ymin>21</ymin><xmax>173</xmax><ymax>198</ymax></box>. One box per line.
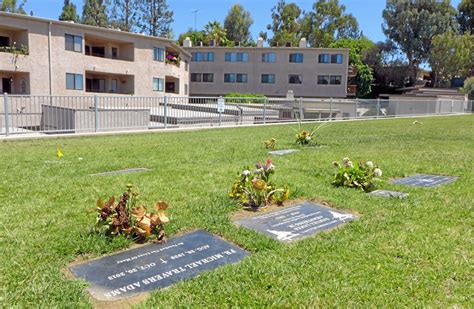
<box><xmin>1</xmin><ymin>94</ymin><xmax>472</xmax><ymax>136</ymax></box>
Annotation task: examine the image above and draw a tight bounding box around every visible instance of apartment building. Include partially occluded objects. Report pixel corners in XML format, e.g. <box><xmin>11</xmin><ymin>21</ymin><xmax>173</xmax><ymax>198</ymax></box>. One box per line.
<box><xmin>184</xmin><ymin>38</ymin><xmax>351</xmax><ymax>98</ymax></box>
<box><xmin>0</xmin><ymin>12</ymin><xmax>190</xmax><ymax>96</ymax></box>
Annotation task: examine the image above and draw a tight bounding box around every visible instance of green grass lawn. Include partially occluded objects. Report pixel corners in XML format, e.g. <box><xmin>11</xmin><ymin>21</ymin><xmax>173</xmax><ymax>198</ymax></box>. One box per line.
<box><xmin>1</xmin><ymin>115</ymin><xmax>473</xmax><ymax>307</ymax></box>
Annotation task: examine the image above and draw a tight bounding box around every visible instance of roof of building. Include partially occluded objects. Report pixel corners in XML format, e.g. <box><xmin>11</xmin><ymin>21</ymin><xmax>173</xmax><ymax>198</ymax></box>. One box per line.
<box><xmin>0</xmin><ymin>11</ymin><xmax>191</xmax><ymax>57</ymax></box>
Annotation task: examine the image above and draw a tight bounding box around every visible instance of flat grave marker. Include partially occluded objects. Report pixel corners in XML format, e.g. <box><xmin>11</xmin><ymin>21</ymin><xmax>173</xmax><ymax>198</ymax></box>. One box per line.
<box><xmin>369</xmin><ymin>190</ymin><xmax>409</xmax><ymax>198</ymax></box>
<box><xmin>391</xmin><ymin>174</ymin><xmax>458</xmax><ymax>187</ymax></box>
<box><xmin>268</xmin><ymin>149</ymin><xmax>300</xmax><ymax>156</ymax></box>
<box><xmin>235</xmin><ymin>202</ymin><xmax>357</xmax><ymax>242</ymax></box>
<box><xmin>91</xmin><ymin>168</ymin><xmax>151</xmax><ymax>177</ymax></box>
<box><xmin>69</xmin><ymin>230</ymin><xmax>248</xmax><ymax>301</ymax></box>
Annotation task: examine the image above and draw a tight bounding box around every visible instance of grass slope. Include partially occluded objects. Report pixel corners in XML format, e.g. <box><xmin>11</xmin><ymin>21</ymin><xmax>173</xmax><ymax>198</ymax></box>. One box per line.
<box><xmin>0</xmin><ymin>115</ymin><xmax>473</xmax><ymax>307</ymax></box>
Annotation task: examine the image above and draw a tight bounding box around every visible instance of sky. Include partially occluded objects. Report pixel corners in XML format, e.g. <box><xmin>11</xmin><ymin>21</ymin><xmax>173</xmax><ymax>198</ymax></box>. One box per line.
<box><xmin>22</xmin><ymin>0</ymin><xmax>463</xmax><ymax>44</ymax></box>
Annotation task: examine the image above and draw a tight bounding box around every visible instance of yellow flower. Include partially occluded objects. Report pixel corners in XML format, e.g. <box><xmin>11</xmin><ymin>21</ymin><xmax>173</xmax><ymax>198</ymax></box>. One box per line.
<box><xmin>56</xmin><ymin>148</ymin><xmax>64</xmax><ymax>158</ymax></box>
<box><xmin>252</xmin><ymin>179</ymin><xmax>266</xmax><ymax>190</ymax></box>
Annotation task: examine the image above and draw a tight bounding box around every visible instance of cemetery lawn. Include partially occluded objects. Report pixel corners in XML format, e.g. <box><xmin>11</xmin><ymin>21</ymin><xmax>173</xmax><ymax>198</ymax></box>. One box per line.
<box><xmin>0</xmin><ymin>115</ymin><xmax>473</xmax><ymax>307</ymax></box>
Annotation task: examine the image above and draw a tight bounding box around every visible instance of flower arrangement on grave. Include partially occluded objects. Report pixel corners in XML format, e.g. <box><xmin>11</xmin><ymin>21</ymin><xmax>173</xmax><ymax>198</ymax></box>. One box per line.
<box><xmin>263</xmin><ymin>138</ymin><xmax>277</xmax><ymax>150</ymax></box>
<box><xmin>96</xmin><ymin>184</ymin><xmax>169</xmax><ymax>243</ymax></box>
<box><xmin>165</xmin><ymin>52</ymin><xmax>180</xmax><ymax>66</ymax></box>
<box><xmin>332</xmin><ymin>158</ymin><xmax>382</xmax><ymax>192</ymax></box>
<box><xmin>293</xmin><ymin>121</ymin><xmax>329</xmax><ymax>146</ymax></box>
<box><xmin>229</xmin><ymin>159</ymin><xmax>289</xmax><ymax>209</ymax></box>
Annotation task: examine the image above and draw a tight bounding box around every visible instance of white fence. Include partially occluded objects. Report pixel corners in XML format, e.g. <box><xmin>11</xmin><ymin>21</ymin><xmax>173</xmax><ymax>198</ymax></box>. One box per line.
<box><xmin>0</xmin><ymin>94</ymin><xmax>472</xmax><ymax>136</ymax></box>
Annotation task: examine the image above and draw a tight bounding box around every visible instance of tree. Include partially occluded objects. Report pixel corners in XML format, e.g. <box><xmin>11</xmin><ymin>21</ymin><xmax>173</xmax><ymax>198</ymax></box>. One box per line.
<box><xmin>429</xmin><ymin>31</ymin><xmax>473</xmax><ymax>87</ymax></box>
<box><xmin>330</xmin><ymin>37</ymin><xmax>375</xmax><ymax>97</ymax></box>
<box><xmin>0</xmin><ymin>0</ymin><xmax>26</xmax><ymax>14</ymax></box>
<box><xmin>59</xmin><ymin>0</ymin><xmax>80</xmax><ymax>23</ymax></box>
<box><xmin>382</xmin><ymin>0</ymin><xmax>459</xmax><ymax>84</ymax></box>
<box><xmin>224</xmin><ymin>4</ymin><xmax>254</xmax><ymax>45</ymax></box>
<box><xmin>457</xmin><ymin>0</ymin><xmax>473</xmax><ymax>34</ymax></box>
<box><xmin>460</xmin><ymin>77</ymin><xmax>474</xmax><ymax>100</ymax></box>
<box><xmin>204</xmin><ymin>21</ymin><xmax>228</xmax><ymax>46</ymax></box>
<box><xmin>82</xmin><ymin>0</ymin><xmax>109</xmax><ymax>27</ymax></box>
<box><xmin>139</xmin><ymin>0</ymin><xmax>174</xmax><ymax>37</ymax></box>
<box><xmin>266</xmin><ymin>0</ymin><xmax>303</xmax><ymax>47</ymax></box>
<box><xmin>110</xmin><ymin>0</ymin><xmax>140</xmax><ymax>32</ymax></box>
<box><xmin>302</xmin><ymin>0</ymin><xmax>360</xmax><ymax>48</ymax></box>
<box><xmin>178</xmin><ymin>28</ymin><xmax>207</xmax><ymax>46</ymax></box>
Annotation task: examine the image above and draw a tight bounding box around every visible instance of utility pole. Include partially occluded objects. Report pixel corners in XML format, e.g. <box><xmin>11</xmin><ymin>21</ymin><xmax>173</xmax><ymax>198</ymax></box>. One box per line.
<box><xmin>191</xmin><ymin>9</ymin><xmax>199</xmax><ymax>32</ymax></box>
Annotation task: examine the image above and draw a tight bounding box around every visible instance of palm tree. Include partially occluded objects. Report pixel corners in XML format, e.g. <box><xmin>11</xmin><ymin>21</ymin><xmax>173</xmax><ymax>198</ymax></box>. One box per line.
<box><xmin>204</xmin><ymin>21</ymin><xmax>228</xmax><ymax>46</ymax></box>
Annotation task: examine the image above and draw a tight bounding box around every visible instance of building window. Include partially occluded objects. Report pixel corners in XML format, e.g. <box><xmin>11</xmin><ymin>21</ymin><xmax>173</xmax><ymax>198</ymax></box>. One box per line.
<box><xmin>111</xmin><ymin>47</ymin><xmax>118</xmax><ymax>59</ymax></box>
<box><xmin>191</xmin><ymin>52</ymin><xmax>214</xmax><ymax>62</ymax></box>
<box><xmin>0</xmin><ymin>36</ymin><xmax>9</xmax><ymax>48</ymax></box>
<box><xmin>289</xmin><ymin>53</ymin><xmax>304</xmax><ymax>63</ymax></box>
<box><xmin>318</xmin><ymin>54</ymin><xmax>330</xmax><ymax>63</ymax></box>
<box><xmin>153</xmin><ymin>78</ymin><xmax>164</xmax><ymax>91</ymax></box>
<box><xmin>317</xmin><ymin>75</ymin><xmax>330</xmax><ymax>85</ymax></box>
<box><xmin>91</xmin><ymin>46</ymin><xmax>105</xmax><ymax>57</ymax></box>
<box><xmin>261</xmin><ymin>74</ymin><xmax>275</xmax><ymax>84</ymax></box>
<box><xmin>184</xmin><ymin>84</ymin><xmax>188</xmax><ymax>95</ymax></box>
<box><xmin>225</xmin><ymin>52</ymin><xmax>249</xmax><ymax>62</ymax></box>
<box><xmin>111</xmin><ymin>79</ymin><xmax>118</xmax><ymax>93</ymax></box>
<box><xmin>331</xmin><ymin>54</ymin><xmax>343</xmax><ymax>64</ymax></box>
<box><xmin>154</xmin><ymin>47</ymin><xmax>165</xmax><ymax>62</ymax></box>
<box><xmin>262</xmin><ymin>53</ymin><xmax>276</xmax><ymax>63</ymax></box>
<box><xmin>330</xmin><ymin>75</ymin><xmax>342</xmax><ymax>85</ymax></box>
<box><xmin>289</xmin><ymin>74</ymin><xmax>302</xmax><ymax>84</ymax></box>
<box><xmin>224</xmin><ymin>73</ymin><xmax>248</xmax><ymax>83</ymax></box>
<box><xmin>65</xmin><ymin>34</ymin><xmax>82</xmax><ymax>53</ymax></box>
<box><xmin>191</xmin><ymin>73</ymin><xmax>214</xmax><ymax>83</ymax></box>
<box><xmin>66</xmin><ymin>73</ymin><xmax>83</xmax><ymax>90</ymax></box>
<box><xmin>185</xmin><ymin>60</ymin><xmax>189</xmax><ymax>71</ymax></box>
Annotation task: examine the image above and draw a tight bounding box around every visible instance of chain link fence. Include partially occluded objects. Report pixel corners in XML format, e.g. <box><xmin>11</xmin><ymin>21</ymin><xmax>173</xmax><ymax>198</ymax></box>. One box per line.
<box><xmin>1</xmin><ymin>94</ymin><xmax>472</xmax><ymax>136</ymax></box>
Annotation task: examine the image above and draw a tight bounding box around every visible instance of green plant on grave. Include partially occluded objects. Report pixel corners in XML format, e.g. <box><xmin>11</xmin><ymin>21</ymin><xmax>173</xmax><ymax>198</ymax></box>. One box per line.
<box><xmin>229</xmin><ymin>159</ymin><xmax>289</xmax><ymax>209</ymax></box>
<box><xmin>96</xmin><ymin>184</ymin><xmax>169</xmax><ymax>243</ymax></box>
<box><xmin>292</xmin><ymin>121</ymin><xmax>329</xmax><ymax>146</ymax></box>
<box><xmin>332</xmin><ymin>158</ymin><xmax>382</xmax><ymax>192</ymax></box>
<box><xmin>263</xmin><ymin>138</ymin><xmax>277</xmax><ymax>150</ymax></box>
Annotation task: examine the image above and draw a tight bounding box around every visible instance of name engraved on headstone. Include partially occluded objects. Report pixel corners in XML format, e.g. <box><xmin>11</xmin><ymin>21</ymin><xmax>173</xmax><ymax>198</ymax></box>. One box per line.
<box><xmin>369</xmin><ymin>190</ymin><xmax>409</xmax><ymax>198</ymax></box>
<box><xmin>69</xmin><ymin>230</ymin><xmax>248</xmax><ymax>301</ymax></box>
<box><xmin>391</xmin><ymin>174</ymin><xmax>458</xmax><ymax>187</ymax></box>
<box><xmin>90</xmin><ymin>168</ymin><xmax>151</xmax><ymax>177</ymax></box>
<box><xmin>235</xmin><ymin>202</ymin><xmax>357</xmax><ymax>242</ymax></box>
<box><xmin>268</xmin><ymin>149</ymin><xmax>300</xmax><ymax>156</ymax></box>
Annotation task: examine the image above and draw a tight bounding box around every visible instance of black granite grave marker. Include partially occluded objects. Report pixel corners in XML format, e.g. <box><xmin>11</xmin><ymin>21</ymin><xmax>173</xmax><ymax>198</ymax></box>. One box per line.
<box><xmin>268</xmin><ymin>149</ymin><xmax>300</xmax><ymax>156</ymax></box>
<box><xmin>391</xmin><ymin>174</ymin><xmax>458</xmax><ymax>187</ymax></box>
<box><xmin>369</xmin><ymin>190</ymin><xmax>409</xmax><ymax>198</ymax></box>
<box><xmin>70</xmin><ymin>230</ymin><xmax>248</xmax><ymax>301</ymax></box>
<box><xmin>91</xmin><ymin>168</ymin><xmax>151</xmax><ymax>177</ymax></box>
<box><xmin>235</xmin><ymin>202</ymin><xmax>357</xmax><ymax>242</ymax></box>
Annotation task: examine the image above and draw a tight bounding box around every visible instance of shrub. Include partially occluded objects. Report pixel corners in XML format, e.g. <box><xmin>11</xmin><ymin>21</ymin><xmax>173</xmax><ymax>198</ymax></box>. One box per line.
<box><xmin>263</xmin><ymin>138</ymin><xmax>277</xmax><ymax>150</ymax></box>
<box><xmin>229</xmin><ymin>159</ymin><xmax>289</xmax><ymax>209</ymax></box>
<box><xmin>96</xmin><ymin>185</ymin><xmax>169</xmax><ymax>243</ymax></box>
<box><xmin>332</xmin><ymin>158</ymin><xmax>382</xmax><ymax>192</ymax></box>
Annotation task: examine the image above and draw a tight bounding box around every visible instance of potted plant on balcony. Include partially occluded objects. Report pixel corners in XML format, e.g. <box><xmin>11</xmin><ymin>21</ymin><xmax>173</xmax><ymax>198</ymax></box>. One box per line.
<box><xmin>166</xmin><ymin>52</ymin><xmax>180</xmax><ymax>66</ymax></box>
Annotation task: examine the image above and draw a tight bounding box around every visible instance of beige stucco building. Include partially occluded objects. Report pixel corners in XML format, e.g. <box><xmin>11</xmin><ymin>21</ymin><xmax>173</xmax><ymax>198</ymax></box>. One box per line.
<box><xmin>184</xmin><ymin>38</ymin><xmax>351</xmax><ymax>98</ymax></box>
<box><xmin>0</xmin><ymin>12</ymin><xmax>190</xmax><ymax>97</ymax></box>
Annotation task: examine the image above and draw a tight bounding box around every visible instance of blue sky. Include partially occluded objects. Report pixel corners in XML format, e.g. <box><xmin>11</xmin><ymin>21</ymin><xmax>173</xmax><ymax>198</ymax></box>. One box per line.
<box><xmin>24</xmin><ymin>0</ymin><xmax>462</xmax><ymax>43</ymax></box>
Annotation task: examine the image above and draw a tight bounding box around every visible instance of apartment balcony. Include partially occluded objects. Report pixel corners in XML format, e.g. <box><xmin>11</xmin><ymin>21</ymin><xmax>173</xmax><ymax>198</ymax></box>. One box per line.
<box><xmin>85</xmin><ymin>71</ymin><xmax>134</xmax><ymax>95</ymax></box>
<box><xmin>165</xmin><ymin>47</ymin><xmax>181</xmax><ymax>67</ymax></box>
<box><xmin>165</xmin><ymin>76</ymin><xmax>179</xmax><ymax>94</ymax></box>
<box><xmin>84</xmin><ymin>34</ymin><xmax>134</xmax><ymax>62</ymax></box>
<box><xmin>348</xmin><ymin>65</ymin><xmax>358</xmax><ymax>77</ymax></box>
<box><xmin>0</xmin><ymin>71</ymin><xmax>30</xmax><ymax>94</ymax></box>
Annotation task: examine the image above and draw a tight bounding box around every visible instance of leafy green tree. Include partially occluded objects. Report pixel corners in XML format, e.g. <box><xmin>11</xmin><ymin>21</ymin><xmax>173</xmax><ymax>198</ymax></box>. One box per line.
<box><xmin>457</xmin><ymin>0</ymin><xmax>473</xmax><ymax>34</ymax></box>
<box><xmin>110</xmin><ymin>0</ymin><xmax>140</xmax><ymax>32</ymax></box>
<box><xmin>302</xmin><ymin>0</ymin><xmax>360</xmax><ymax>48</ymax></box>
<box><xmin>139</xmin><ymin>0</ymin><xmax>174</xmax><ymax>37</ymax></box>
<box><xmin>178</xmin><ymin>28</ymin><xmax>207</xmax><ymax>46</ymax></box>
<box><xmin>461</xmin><ymin>77</ymin><xmax>474</xmax><ymax>99</ymax></box>
<box><xmin>330</xmin><ymin>37</ymin><xmax>375</xmax><ymax>97</ymax></box>
<box><xmin>204</xmin><ymin>21</ymin><xmax>228</xmax><ymax>46</ymax></box>
<box><xmin>224</xmin><ymin>4</ymin><xmax>254</xmax><ymax>45</ymax></box>
<box><xmin>429</xmin><ymin>31</ymin><xmax>473</xmax><ymax>87</ymax></box>
<box><xmin>82</xmin><ymin>0</ymin><xmax>109</xmax><ymax>27</ymax></box>
<box><xmin>266</xmin><ymin>0</ymin><xmax>303</xmax><ymax>46</ymax></box>
<box><xmin>59</xmin><ymin>0</ymin><xmax>80</xmax><ymax>23</ymax></box>
<box><xmin>382</xmin><ymin>0</ymin><xmax>459</xmax><ymax>84</ymax></box>
<box><xmin>0</xmin><ymin>0</ymin><xmax>26</xmax><ymax>14</ymax></box>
